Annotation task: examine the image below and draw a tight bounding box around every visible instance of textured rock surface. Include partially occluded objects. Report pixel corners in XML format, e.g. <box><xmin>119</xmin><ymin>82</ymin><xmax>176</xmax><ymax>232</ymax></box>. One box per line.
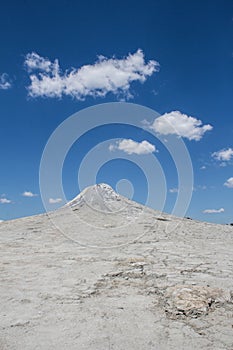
<box><xmin>0</xmin><ymin>185</ymin><xmax>233</xmax><ymax>349</ymax></box>
<box><xmin>164</xmin><ymin>285</ymin><xmax>230</xmax><ymax>318</ymax></box>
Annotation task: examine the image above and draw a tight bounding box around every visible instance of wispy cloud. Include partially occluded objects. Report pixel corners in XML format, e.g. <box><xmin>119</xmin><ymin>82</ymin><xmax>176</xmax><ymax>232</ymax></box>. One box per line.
<box><xmin>212</xmin><ymin>148</ymin><xmax>233</xmax><ymax>162</ymax></box>
<box><xmin>169</xmin><ymin>188</ymin><xmax>178</xmax><ymax>193</ymax></box>
<box><xmin>203</xmin><ymin>208</ymin><xmax>224</xmax><ymax>214</ymax></box>
<box><xmin>0</xmin><ymin>73</ymin><xmax>12</xmax><ymax>90</ymax></box>
<box><xmin>22</xmin><ymin>191</ymin><xmax>38</xmax><ymax>197</ymax></box>
<box><xmin>0</xmin><ymin>198</ymin><xmax>11</xmax><ymax>204</ymax></box>
<box><xmin>24</xmin><ymin>50</ymin><xmax>159</xmax><ymax>100</ymax></box>
<box><xmin>49</xmin><ymin>198</ymin><xmax>62</xmax><ymax>204</ymax></box>
<box><xmin>150</xmin><ymin>111</ymin><xmax>213</xmax><ymax>141</ymax></box>
<box><xmin>197</xmin><ymin>185</ymin><xmax>207</xmax><ymax>190</ymax></box>
<box><xmin>109</xmin><ymin>139</ymin><xmax>156</xmax><ymax>155</ymax></box>
<box><xmin>25</xmin><ymin>52</ymin><xmax>54</xmax><ymax>73</ymax></box>
<box><xmin>224</xmin><ymin>177</ymin><xmax>233</xmax><ymax>188</ymax></box>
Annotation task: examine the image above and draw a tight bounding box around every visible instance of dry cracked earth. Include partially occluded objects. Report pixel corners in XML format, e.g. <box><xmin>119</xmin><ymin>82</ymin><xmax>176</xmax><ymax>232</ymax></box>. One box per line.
<box><xmin>0</xmin><ymin>185</ymin><xmax>233</xmax><ymax>349</ymax></box>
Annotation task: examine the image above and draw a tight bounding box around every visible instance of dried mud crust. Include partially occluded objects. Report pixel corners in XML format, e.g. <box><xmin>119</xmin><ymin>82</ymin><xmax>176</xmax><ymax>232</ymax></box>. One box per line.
<box><xmin>1</xmin><ymin>185</ymin><xmax>233</xmax><ymax>349</ymax></box>
<box><xmin>163</xmin><ymin>285</ymin><xmax>232</xmax><ymax>319</ymax></box>
<box><xmin>86</xmin><ymin>257</ymin><xmax>233</xmax><ymax>321</ymax></box>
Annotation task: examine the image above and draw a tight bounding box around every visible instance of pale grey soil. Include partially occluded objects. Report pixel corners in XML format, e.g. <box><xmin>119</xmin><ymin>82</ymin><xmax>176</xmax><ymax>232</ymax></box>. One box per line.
<box><xmin>0</xmin><ymin>185</ymin><xmax>233</xmax><ymax>349</ymax></box>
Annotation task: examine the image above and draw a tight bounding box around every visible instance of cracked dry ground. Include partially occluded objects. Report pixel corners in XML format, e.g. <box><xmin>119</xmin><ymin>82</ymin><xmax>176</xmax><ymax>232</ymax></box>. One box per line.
<box><xmin>0</xmin><ymin>214</ymin><xmax>233</xmax><ymax>349</ymax></box>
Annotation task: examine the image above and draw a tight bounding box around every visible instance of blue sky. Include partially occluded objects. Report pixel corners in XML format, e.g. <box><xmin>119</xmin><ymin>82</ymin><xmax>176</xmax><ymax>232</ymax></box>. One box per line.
<box><xmin>0</xmin><ymin>0</ymin><xmax>232</xmax><ymax>223</ymax></box>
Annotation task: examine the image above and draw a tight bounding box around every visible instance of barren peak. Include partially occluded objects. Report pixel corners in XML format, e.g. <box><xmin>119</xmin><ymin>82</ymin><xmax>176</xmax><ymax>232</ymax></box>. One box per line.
<box><xmin>81</xmin><ymin>183</ymin><xmax>118</xmax><ymax>197</ymax></box>
<box><xmin>67</xmin><ymin>183</ymin><xmax>121</xmax><ymax>211</ymax></box>
<box><xmin>90</xmin><ymin>183</ymin><xmax>114</xmax><ymax>191</ymax></box>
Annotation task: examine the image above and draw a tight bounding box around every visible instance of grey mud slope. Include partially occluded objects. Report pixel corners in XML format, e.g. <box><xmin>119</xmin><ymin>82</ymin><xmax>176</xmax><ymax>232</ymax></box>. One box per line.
<box><xmin>0</xmin><ymin>185</ymin><xmax>233</xmax><ymax>350</ymax></box>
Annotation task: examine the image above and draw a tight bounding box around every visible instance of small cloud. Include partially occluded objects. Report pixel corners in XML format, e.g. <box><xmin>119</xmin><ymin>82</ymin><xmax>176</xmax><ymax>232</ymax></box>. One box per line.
<box><xmin>0</xmin><ymin>73</ymin><xmax>12</xmax><ymax>90</ymax></box>
<box><xmin>49</xmin><ymin>198</ymin><xmax>62</xmax><ymax>204</ymax></box>
<box><xmin>22</xmin><ymin>191</ymin><xmax>38</xmax><ymax>197</ymax></box>
<box><xmin>203</xmin><ymin>208</ymin><xmax>224</xmax><ymax>214</ymax></box>
<box><xmin>212</xmin><ymin>148</ymin><xmax>233</xmax><ymax>162</ymax></box>
<box><xmin>196</xmin><ymin>185</ymin><xmax>207</xmax><ymax>190</ymax></box>
<box><xmin>25</xmin><ymin>49</ymin><xmax>159</xmax><ymax>100</ymax></box>
<box><xmin>224</xmin><ymin>177</ymin><xmax>233</xmax><ymax>188</ymax></box>
<box><xmin>200</xmin><ymin>165</ymin><xmax>206</xmax><ymax>170</ymax></box>
<box><xmin>169</xmin><ymin>188</ymin><xmax>178</xmax><ymax>193</ymax></box>
<box><xmin>109</xmin><ymin>144</ymin><xmax>115</xmax><ymax>152</ymax></box>
<box><xmin>151</xmin><ymin>89</ymin><xmax>158</xmax><ymax>96</ymax></box>
<box><xmin>0</xmin><ymin>198</ymin><xmax>11</xmax><ymax>204</ymax></box>
<box><xmin>24</xmin><ymin>52</ymin><xmax>55</xmax><ymax>73</ymax></box>
<box><xmin>150</xmin><ymin>111</ymin><xmax>213</xmax><ymax>141</ymax></box>
<box><xmin>109</xmin><ymin>139</ymin><xmax>156</xmax><ymax>155</ymax></box>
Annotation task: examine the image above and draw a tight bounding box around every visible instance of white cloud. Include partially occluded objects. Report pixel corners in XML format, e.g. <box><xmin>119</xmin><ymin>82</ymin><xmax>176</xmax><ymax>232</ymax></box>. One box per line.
<box><xmin>212</xmin><ymin>148</ymin><xmax>233</xmax><ymax>162</ymax></box>
<box><xmin>198</xmin><ymin>185</ymin><xmax>207</xmax><ymax>190</ymax></box>
<box><xmin>203</xmin><ymin>208</ymin><xmax>224</xmax><ymax>214</ymax></box>
<box><xmin>224</xmin><ymin>177</ymin><xmax>233</xmax><ymax>188</ymax></box>
<box><xmin>169</xmin><ymin>188</ymin><xmax>178</xmax><ymax>193</ymax></box>
<box><xmin>25</xmin><ymin>52</ymin><xmax>56</xmax><ymax>73</ymax></box>
<box><xmin>151</xmin><ymin>111</ymin><xmax>213</xmax><ymax>141</ymax></box>
<box><xmin>22</xmin><ymin>191</ymin><xmax>38</xmax><ymax>197</ymax></box>
<box><xmin>49</xmin><ymin>198</ymin><xmax>62</xmax><ymax>204</ymax></box>
<box><xmin>25</xmin><ymin>49</ymin><xmax>159</xmax><ymax>100</ymax></box>
<box><xmin>152</xmin><ymin>89</ymin><xmax>158</xmax><ymax>96</ymax></box>
<box><xmin>200</xmin><ymin>166</ymin><xmax>206</xmax><ymax>170</ymax></box>
<box><xmin>109</xmin><ymin>139</ymin><xmax>156</xmax><ymax>155</ymax></box>
<box><xmin>0</xmin><ymin>198</ymin><xmax>11</xmax><ymax>204</ymax></box>
<box><xmin>0</xmin><ymin>73</ymin><xmax>12</xmax><ymax>90</ymax></box>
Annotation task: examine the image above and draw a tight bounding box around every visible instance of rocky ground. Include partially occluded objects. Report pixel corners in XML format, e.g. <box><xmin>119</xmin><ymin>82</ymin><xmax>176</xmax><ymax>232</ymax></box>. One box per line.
<box><xmin>0</xmin><ymin>185</ymin><xmax>233</xmax><ymax>349</ymax></box>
